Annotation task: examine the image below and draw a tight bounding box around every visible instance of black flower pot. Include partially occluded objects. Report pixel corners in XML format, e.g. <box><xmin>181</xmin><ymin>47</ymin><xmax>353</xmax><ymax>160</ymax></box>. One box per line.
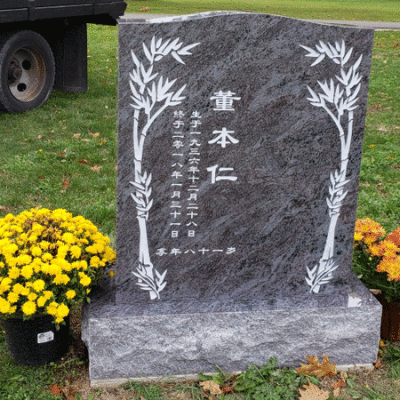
<box><xmin>2</xmin><ymin>314</ymin><xmax>70</xmax><ymax>366</ymax></box>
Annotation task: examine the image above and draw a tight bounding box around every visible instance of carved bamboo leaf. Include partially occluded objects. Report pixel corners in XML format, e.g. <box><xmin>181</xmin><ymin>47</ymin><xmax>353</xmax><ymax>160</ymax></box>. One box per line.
<box><xmin>178</xmin><ymin>42</ymin><xmax>200</xmax><ymax>55</ymax></box>
<box><xmin>353</xmin><ymin>54</ymin><xmax>363</xmax><ymax>71</ymax></box>
<box><xmin>131</xmin><ymin>193</ymin><xmax>146</xmax><ymax>207</ymax></box>
<box><xmin>299</xmin><ymin>44</ymin><xmax>320</xmax><ymax>58</ymax></box>
<box><xmin>311</xmin><ymin>53</ymin><xmax>325</xmax><ymax>66</ymax></box>
<box><xmin>171</xmin><ymin>51</ymin><xmax>185</xmax><ymax>64</ymax></box>
<box><xmin>150</xmin><ymin>36</ymin><xmax>156</xmax><ymax>54</ymax></box>
<box><xmin>343</xmin><ymin>47</ymin><xmax>353</xmax><ymax>65</ymax></box>
<box><xmin>143</xmin><ymin>42</ymin><xmax>152</xmax><ymax>62</ymax></box>
<box><xmin>158</xmin><ymin>38</ymin><xmax>171</xmax><ymax>54</ymax></box>
<box><xmin>130</xmin><ymin>50</ymin><xmax>140</xmax><ymax>68</ymax></box>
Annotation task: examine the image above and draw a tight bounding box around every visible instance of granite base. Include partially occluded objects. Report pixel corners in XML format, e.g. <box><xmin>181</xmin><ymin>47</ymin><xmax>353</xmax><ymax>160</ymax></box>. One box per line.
<box><xmin>82</xmin><ymin>277</ymin><xmax>382</xmax><ymax>386</ymax></box>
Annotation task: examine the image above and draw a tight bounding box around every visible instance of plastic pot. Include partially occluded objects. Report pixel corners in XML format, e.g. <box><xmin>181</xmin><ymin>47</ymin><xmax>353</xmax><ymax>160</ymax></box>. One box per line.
<box><xmin>2</xmin><ymin>314</ymin><xmax>69</xmax><ymax>366</ymax></box>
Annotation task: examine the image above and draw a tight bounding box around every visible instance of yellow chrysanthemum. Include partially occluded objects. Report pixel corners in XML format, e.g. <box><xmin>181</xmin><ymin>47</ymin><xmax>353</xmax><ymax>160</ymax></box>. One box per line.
<box><xmin>56</xmin><ymin>303</ymin><xmax>69</xmax><ymax>319</ymax></box>
<box><xmin>0</xmin><ymin>298</ymin><xmax>11</xmax><ymax>313</ymax></box>
<box><xmin>48</xmin><ymin>264</ymin><xmax>62</xmax><ymax>276</ymax></box>
<box><xmin>85</xmin><ymin>245</ymin><xmax>97</xmax><ymax>254</ymax></box>
<box><xmin>103</xmin><ymin>247</ymin><xmax>116</xmax><ymax>263</ymax></box>
<box><xmin>17</xmin><ymin>254</ymin><xmax>32</xmax><ymax>266</ymax></box>
<box><xmin>53</xmin><ymin>274</ymin><xmax>70</xmax><ymax>285</ymax></box>
<box><xmin>8</xmin><ymin>267</ymin><xmax>20</xmax><ymax>280</ymax></box>
<box><xmin>7</xmin><ymin>292</ymin><xmax>19</xmax><ymax>304</ymax></box>
<box><xmin>31</xmin><ymin>246</ymin><xmax>42</xmax><ymax>257</ymax></box>
<box><xmin>46</xmin><ymin>301</ymin><xmax>59</xmax><ymax>316</ymax></box>
<box><xmin>43</xmin><ymin>290</ymin><xmax>53</xmax><ymax>300</ymax></box>
<box><xmin>70</xmin><ymin>245</ymin><xmax>81</xmax><ymax>259</ymax></box>
<box><xmin>22</xmin><ymin>301</ymin><xmax>36</xmax><ymax>316</ymax></box>
<box><xmin>79</xmin><ymin>274</ymin><xmax>91</xmax><ymax>287</ymax></box>
<box><xmin>0</xmin><ymin>277</ymin><xmax>12</xmax><ymax>291</ymax></box>
<box><xmin>62</xmin><ymin>232</ymin><xmax>76</xmax><ymax>245</ymax></box>
<box><xmin>41</xmin><ymin>253</ymin><xmax>53</xmax><ymax>262</ymax></box>
<box><xmin>37</xmin><ymin>296</ymin><xmax>47</xmax><ymax>308</ymax></box>
<box><xmin>20</xmin><ymin>265</ymin><xmax>33</xmax><ymax>280</ymax></box>
<box><xmin>28</xmin><ymin>234</ymin><xmax>38</xmax><ymax>243</ymax></box>
<box><xmin>32</xmin><ymin>279</ymin><xmax>45</xmax><ymax>292</ymax></box>
<box><xmin>90</xmin><ymin>256</ymin><xmax>101</xmax><ymax>268</ymax></box>
<box><xmin>66</xmin><ymin>290</ymin><xmax>76</xmax><ymax>299</ymax></box>
<box><xmin>12</xmin><ymin>283</ymin><xmax>24</xmax><ymax>294</ymax></box>
<box><xmin>354</xmin><ymin>232</ymin><xmax>362</xmax><ymax>242</ymax></box>
<box><xmin>79</xmin><ymin>260</ymin><xmax>88</xmax><ymax>270</ymax></box>
<box><xmin>39</xmin><ymin>241</ymin><xmax>50</xmax><ymax>250</ymax></box>
<box><xmin>28</xmin><ymin>292</ymin><xmax>38</xmax><ymax>301</ymax></box>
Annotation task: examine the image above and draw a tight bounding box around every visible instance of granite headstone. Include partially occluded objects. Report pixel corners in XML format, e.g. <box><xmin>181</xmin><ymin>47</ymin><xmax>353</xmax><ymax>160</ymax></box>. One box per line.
<box><xmin>82</xmin><ymin>12</ymin><xmax>381</xmax><ymax>386</ymax></box>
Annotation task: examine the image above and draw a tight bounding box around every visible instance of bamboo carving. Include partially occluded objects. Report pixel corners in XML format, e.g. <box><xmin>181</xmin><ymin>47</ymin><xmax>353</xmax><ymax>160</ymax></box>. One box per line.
<box><xmin>129</xmin><ymin>36</ymin><xmax>199</xmax><ymax>300</ymax></box>
<box><xmin>301</xmin><ymin>40</ymin><xmax>363</xmax><ymax>293</ymax></box>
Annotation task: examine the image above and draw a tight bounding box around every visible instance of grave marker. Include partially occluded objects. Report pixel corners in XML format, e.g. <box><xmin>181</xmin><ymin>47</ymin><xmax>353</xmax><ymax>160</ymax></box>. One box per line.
<box><xmin>82</xmin><ymin>12</ymin><xmax>381</xmax><ymax>385</ymax></box>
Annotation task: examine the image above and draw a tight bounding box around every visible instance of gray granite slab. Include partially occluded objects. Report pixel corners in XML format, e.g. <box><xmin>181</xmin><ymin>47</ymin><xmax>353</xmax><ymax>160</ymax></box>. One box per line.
<box><xmin>82</xmin><ymin>12</ymin><xmax>381</xmax><ymax>384</ymax></box>
<box><xmin>116</xmin><ymin>11</ymin><xmax>374</xmax><ymax>306</ymax></box>
<box><xmin>82</xmin><ymin>274</ymin><xmax>381</xmax><ymax>382</ymax></box>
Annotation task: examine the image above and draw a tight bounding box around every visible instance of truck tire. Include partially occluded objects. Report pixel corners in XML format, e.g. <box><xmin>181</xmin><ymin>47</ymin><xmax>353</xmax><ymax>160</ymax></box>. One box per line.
<box><xmin>0</xmin><ymin>30</ymin><xmax>55</xmax><ymax>113</ymax></box>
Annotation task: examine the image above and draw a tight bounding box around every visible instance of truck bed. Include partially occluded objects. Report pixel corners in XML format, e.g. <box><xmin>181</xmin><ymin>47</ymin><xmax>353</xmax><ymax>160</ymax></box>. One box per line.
<box><xmin>0</xmin><ymin>0</ymin><xmax>126</xmax><ymax>24</ymax></box>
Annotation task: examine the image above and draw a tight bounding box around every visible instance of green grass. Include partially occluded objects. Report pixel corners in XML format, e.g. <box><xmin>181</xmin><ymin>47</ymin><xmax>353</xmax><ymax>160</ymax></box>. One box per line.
<box><xmin>356</xmin><ymin>32</ymin><xmax>400</xmax><ymax>232</ymax></box>
<box><xmin>0</xmin><ymin>332</ymin><xmax>60</xmax><ymax>400</ymax></box>
<box><xmin>126</xmin><ymin>0</ymin><xmax>400</xmax><ymax>22</ymax></box>
<box><xmin>0</xmin><ymin>24</ymin><xmax>118</xmax><ymax>238</ymax></box>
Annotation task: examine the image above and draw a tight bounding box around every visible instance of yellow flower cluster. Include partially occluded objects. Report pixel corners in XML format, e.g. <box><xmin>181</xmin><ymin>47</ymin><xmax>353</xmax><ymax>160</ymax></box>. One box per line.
<box><xmin>0</xmin><ymin>208</ymin><xmax>116</xmax><ymax>325</ymax></box>
<box><xmin>354</xmin><ymin>218</ymin><xmax>386</xmax><ymax>246</ymax></box>
<box><xmin>355</xmin><ymin>219</ymin><xmax>400</xmax><ymax>281</ymax></box>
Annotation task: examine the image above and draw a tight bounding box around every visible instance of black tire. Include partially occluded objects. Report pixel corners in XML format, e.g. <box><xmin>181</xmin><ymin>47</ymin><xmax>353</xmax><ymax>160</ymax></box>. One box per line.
<box><xmin>0</xmin><ymin>30</ymin><xmax>55</xmax><ymax>113</ymax></box>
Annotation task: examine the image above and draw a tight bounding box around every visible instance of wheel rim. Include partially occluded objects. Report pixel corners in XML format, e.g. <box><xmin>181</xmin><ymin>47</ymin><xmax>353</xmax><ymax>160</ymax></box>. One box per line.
<box><xmin>7</xmin><ymin>47</ymin><xmax>46</xmax><ymax>103</ymax></box>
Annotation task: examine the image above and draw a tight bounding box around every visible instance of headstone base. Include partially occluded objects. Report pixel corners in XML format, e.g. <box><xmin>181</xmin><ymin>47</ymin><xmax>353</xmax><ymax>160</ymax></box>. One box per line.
<box><xmin>82</xmin><ymin>276</ymin><xmax>381</xmax><ymax>386</ymax></box>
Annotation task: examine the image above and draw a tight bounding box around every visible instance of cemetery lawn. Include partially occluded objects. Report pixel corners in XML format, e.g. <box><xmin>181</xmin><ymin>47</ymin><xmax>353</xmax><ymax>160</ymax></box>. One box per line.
<box><xmin>0</xmin><ymin>22</ymin><xmax>400</xmax><ymax>400</ymax></box>
<box><xmin>125</xmin><ymin>0</ymin><xmax>400</xmax><ymax>22</ymax></box>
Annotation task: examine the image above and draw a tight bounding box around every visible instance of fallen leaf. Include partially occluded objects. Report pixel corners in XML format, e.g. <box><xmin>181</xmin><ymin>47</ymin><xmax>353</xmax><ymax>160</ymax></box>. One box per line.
<box><xmin>48</xmin><ymin>383</ymin><xmax>62</xmax><ymax>396</ymax></box>
<box><xmin>222</xmin><ymin>386</ymin><xmax>234</xmax><ymax>394</ymax></box>
<box><xmin>332</xmin><ymin>387</ymin><xmax>341</xmax><ymax>397</ymax></box>
<box><xmin>199</xmin><ymin>380</ymin><xmax>223</xmax><ymax>395</ymax></box>
<box><xmin>298</xmin><ymin>382</ymin><xmax>329</xmax><ymax>400</ymax></box>
<box><xmin>330</xmin><ymin>377</ymin><xmax>346</xmax><ymax>391</ymax></box>
<box><xmin>61</xmin><ymin>178</ymin><xmax>70</xmax><ymax>188</ymax></box>
<box><xmin>39</xmin><ymin>175</ymin><xmax>45</xmax><ymax>179</ymax></box>
<box><xmin>78</xmin><ymin>159</ymin><xmax>88</xmax><ymax>164</ymax></box>
<box><xmin>296</xmin><ymin>354</ymin><xmax>337</xmax><ymax>378</ymax></box>
<box><xmin>374</xmin><ymin>356</ymin><xmax>383</xmax><ymax>369</ymax></box>
<box><xmin>72</xmin><ymin>133</ymin><xmax>81</xmax><ymax>139</ymax></box>
<box><xmin>90</xmin><ymin>165</ymin><xmax>102</xmax><ymax>172</ymax></box>
<box><xmin>38</xmin><ymin>134</ymin><xmax>43</xmax><ymax>139</ymax></box>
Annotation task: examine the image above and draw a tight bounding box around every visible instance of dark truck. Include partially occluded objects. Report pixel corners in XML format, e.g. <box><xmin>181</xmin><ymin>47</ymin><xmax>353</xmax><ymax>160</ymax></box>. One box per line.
<box><xmin>0</xmin><ymin>0</ymin><xmax>126</xmax><ymax>113</ymax></box>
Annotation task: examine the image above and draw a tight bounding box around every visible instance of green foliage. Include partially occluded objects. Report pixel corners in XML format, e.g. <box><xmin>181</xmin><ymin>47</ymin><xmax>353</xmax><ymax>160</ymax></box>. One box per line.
<box><xmin>198</xmin><ymin>364</ymin><xmax>231</xmax><ymax>386</ymax></box>
<box><xmin>123</xmin><ymin>380</ymin><xmax>163</xmax><ymax>399</ymax></box>
<box><xmin>351</xmin><ymin>244</ymin><xmax>400</xmax><ymax>303</ymax></box>
<box><xmin>234</xmin><ymin>357</ymin><xmax>319</xmax><ymax>400</ymax></box>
